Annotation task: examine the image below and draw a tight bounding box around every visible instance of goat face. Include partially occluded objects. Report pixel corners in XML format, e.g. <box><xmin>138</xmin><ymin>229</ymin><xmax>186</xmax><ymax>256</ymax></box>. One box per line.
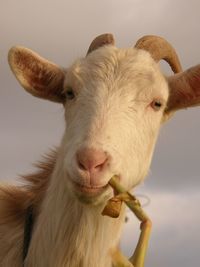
<box><xmin>61</xmin><ymin>47</ymin><xmax>168</xmax><ymax>204</ymax></box>
<box><xmin>9</xmin><ymin>34</ymin><xmax>200</xmax><ymax>205</ymax></box>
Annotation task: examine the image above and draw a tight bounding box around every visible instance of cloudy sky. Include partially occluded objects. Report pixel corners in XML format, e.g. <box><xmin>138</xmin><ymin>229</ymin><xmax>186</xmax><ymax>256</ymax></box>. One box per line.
<box><xmin>1</xmin><ymin>0</ymin><xmax>200</xmax><ymax>266</ymax></box>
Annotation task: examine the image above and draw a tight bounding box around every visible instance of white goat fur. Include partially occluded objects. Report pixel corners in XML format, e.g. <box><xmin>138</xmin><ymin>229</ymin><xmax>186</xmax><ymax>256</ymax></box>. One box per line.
<box><xmin>0</xmin><ymin>45</ymin><xmax>177</xmax><ymax>267</ymax></box>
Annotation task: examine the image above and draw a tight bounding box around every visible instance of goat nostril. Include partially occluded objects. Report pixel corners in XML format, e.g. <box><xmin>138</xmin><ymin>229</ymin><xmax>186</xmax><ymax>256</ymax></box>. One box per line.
<box><xmin>95</xmin><ymin>160</ymin><xmax>107</xmax><ymax>171</ymax></box>
<box><xmin>94</xmin><ymin>164</ymin><xmax>102</xmax><ymax>171</ymax></box>
<box><xmin>78</xmin><ymin>161</ymin><xmax>87</xmax><ymax>171</ymax></box>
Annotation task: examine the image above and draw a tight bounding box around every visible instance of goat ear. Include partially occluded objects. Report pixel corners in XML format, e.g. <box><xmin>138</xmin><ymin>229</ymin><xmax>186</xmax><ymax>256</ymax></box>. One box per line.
<box><xmin>8</xmin><ymin>46</ymin><xmax>65</xmax><ymax>103</ymax></box>
<box><xmin>164</xmin><ymin>65</ymin><xmax>200</xmax><ymax>119</ymax></box>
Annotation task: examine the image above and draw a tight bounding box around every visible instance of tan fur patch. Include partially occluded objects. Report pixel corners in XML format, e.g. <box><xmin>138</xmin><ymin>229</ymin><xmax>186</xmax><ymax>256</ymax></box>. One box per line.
<box><xmin>0</xmin><ymin>150</ymin><xmax>57</xmax><ymax>265</ymax></box>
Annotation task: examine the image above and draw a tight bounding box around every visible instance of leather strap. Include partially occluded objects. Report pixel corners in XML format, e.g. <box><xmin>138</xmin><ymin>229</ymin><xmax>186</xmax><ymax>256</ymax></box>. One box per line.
<box><xmin>23</xmin><ymin>205</ymin><xmax>34</xmax><ymax>265</ymax></box>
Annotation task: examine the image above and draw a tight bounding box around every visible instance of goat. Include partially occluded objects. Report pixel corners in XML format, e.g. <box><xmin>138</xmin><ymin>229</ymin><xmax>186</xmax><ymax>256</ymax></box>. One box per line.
<box><xmin>1</xmin><ymin>34</ymin><xmax>200</xmax><ymax>267</ymax></box>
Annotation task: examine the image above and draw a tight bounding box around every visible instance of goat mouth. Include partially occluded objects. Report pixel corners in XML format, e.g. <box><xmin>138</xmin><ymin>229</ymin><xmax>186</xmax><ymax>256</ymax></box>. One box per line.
<box><xmin>72</xmin><ymin>181</ymin><xmax>109</xmax><ymax>196</ymax></box>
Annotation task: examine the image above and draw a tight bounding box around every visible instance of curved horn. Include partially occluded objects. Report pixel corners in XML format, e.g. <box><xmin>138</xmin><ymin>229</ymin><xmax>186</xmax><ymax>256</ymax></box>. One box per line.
<box><xmin>87</xmin><ymin>33</ymin><xmax>115</xmax><ymax>55</ymax></box>
<box><xmin>135</xmin><ymin>35</ymin><xmax>182</xmax><ymax>73</ymax></box>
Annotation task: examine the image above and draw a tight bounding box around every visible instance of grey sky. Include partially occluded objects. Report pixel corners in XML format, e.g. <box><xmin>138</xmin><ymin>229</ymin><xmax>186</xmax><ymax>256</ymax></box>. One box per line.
<box><xmin>1</xmin><ymin>0</ymin><xmax>200</xmax><ymax>266</ymax></box>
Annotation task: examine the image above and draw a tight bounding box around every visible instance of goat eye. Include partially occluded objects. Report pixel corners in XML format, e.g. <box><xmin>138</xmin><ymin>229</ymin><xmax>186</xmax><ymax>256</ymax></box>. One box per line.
<box><xmin>65</xmin><ymin>87</ymin><xmax>75</xmax><ymax>100</ymax></box>
<box><xmin>150</xmin><ymin>100</ymin><xmax>162</xmax><ymax>111</ymax></box>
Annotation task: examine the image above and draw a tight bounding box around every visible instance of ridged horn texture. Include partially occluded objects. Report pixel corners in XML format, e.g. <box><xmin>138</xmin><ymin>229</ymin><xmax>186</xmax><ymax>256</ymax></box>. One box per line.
<box><xmin>135</xmin><ymin>35</ymin><xmax>182</xmax><ymax>73</ymax></box>
<box><xmin>87</xmin><ymin>33</ymin><xmax>115</xmax><ymax>55</ymax></box>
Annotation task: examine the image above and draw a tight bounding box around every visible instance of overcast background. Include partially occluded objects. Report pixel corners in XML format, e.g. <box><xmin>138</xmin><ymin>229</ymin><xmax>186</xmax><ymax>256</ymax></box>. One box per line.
<box><xmin>1</xmin><ymin>1</ymin><xmax>200</xmax><ymax>266</ymax></box>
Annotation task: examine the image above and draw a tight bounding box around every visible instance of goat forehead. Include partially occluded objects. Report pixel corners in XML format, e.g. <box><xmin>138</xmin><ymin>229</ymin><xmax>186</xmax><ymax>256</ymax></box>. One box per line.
<box><xmin>79</xmin><ymin>47</ymin><xmax>160</xmax><ymax>77</ymax></box>
<box><xmin>65</xmin><ymin>46</ymin><xmax>168</xmax><ymax>101</ymax></box>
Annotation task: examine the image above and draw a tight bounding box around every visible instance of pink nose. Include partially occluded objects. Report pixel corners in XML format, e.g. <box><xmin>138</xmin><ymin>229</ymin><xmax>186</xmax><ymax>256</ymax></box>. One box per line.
<box><xmin>76</xmin><ymin>148</ymin><xmax>108</xmax><ymax>175</ymax></box>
